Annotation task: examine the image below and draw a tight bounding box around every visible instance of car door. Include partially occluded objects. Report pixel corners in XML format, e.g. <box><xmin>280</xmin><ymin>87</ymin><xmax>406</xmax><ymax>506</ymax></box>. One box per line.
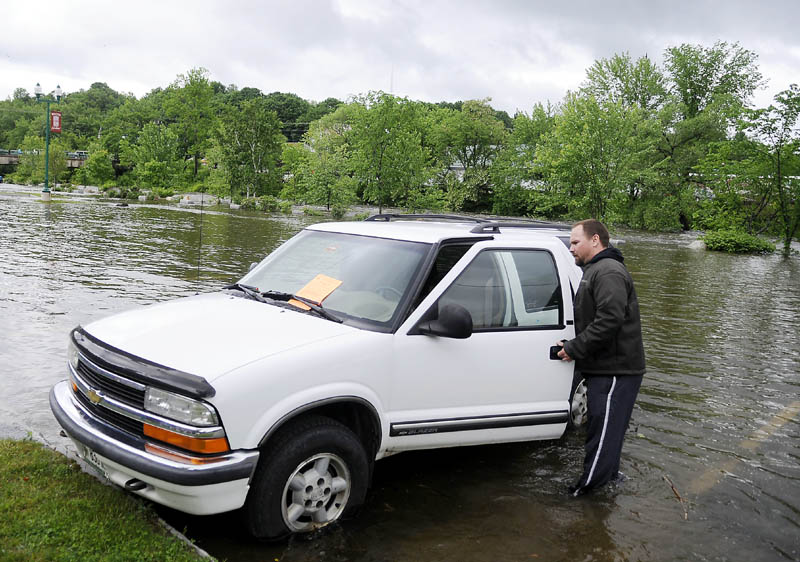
<box><xmin>387</xmin><ymin>241</ymin><xmax>575</xmax><ymax>452</ymax></box>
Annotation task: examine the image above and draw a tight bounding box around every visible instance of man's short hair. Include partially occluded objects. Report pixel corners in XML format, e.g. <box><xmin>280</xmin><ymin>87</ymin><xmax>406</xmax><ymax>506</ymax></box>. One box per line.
<box><xmin>574</xmin><ymin>219</ymin><xmax>610</xmax><ymax>248</ymax></box>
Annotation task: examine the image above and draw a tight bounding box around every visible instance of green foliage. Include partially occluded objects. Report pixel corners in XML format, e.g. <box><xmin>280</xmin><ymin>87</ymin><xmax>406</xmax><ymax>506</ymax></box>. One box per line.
<box><xmin>81</xmin><ymin>147</ymin><xmax>116</xmax><ymax>186</ymax></box>
<box><xmin>0</xmin><ymin>49</ymin><xmax>792</xmax><ymax>245</ymax></box>
<box><xmin>702</xmin><ymin>230</ymin><xmax>776</xmax><ymax>253</ymax></box>
<box><xmin>16</xmin><ymin>135</ymin><xmax>45</xmax><ymax>184</ymax></box>
<box><xmin>330</xmin><ymin>203</ymin><xmax>348</xmax><ymax>219</ymax></box>
<box><xmin>0</xmin><ymin>439</ymin><xmax>204</xmax><ymax>561</ymax></box>
<box><xmin>536</xmin><ymin>94</ymin><xmax>644</xmax><ymax>221</ymax></box>
<box><xmin>215</xmin><ymin>97</ymin><xmax>285</xmax><ymax>199</ymax></box>
<box><xmin>664</xmin><ymin>41</ymin><xmax>762</xmax><ymax>121</ymax></box>
<box><xmin>280</xmin><ymin>143</ymin><xmax>310</xmax><ymax>201</ymax></box>
<box><xmin>131</xmin><ymin>123</ymin><xmax>182</xmax><ymax>188</ymax></box>
<box><xmin>164</xmin><ymin>68</ymin><xmax>217</xmax><ymax>177</ymax></box>
<box><xmin>256</xmin><ymin>195</ymin><xmax>279</xmax><ymax>212</ymax></box>
<box><xmin>738</xmin><ymin>84</ymin><xmax>800</xmax><ymax>257</ymax></box>
<box><xmin>405</xmin><ymin>185</ymin><xmax>445</xmax><ymax>213</ymax></box>
<box><xmin>349</xmin><ymin>92</ymin><xmax>433</xmax><ymax>212</ymax></box>
<box><xmin>491</xmin><ymin>103</ymin><xmax>556</xmax><ymax>216</ymax></box>
<box><xmin>582</xmin><ymin>52</ymin><xmax>667</xmax><ymax>111</ymax></box>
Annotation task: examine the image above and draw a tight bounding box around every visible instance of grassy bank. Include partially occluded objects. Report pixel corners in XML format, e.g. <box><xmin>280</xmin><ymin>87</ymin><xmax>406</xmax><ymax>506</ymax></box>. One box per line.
<box><xmin>0</xmin><ymin>439</ymin><xmax>209</xmax><ymax>561</ymax></box>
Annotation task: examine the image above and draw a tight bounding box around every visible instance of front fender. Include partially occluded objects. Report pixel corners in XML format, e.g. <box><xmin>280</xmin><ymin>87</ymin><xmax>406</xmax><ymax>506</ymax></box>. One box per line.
<box><xmin>243</xmin><ymin>383</ymin><xmax>387</xmax><ymax>452</ymax></box>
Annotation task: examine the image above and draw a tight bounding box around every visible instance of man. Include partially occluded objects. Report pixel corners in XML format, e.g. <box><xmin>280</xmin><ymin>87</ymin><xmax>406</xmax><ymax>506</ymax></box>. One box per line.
<box><xmin>557</xmin><ymin>219</ymin><xmax>645</xmax><ymax>496</ymax></box>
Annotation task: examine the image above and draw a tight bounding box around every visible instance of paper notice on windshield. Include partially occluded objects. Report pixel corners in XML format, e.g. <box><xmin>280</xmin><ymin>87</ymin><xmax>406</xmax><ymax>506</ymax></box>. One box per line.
<box><xmin>289</xmin><ymin>274</ymin><xmax>342</xmax><ymax>310</ymax></box>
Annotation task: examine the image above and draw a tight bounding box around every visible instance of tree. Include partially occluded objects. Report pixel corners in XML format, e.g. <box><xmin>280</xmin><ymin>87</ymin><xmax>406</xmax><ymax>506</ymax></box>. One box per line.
<box><xmin>62</xmin><ymin>82</ymin><xmax>127</xmax><ymax>140</ymax></box>
<box><xmin>279</xmin><ymin>143</ymin><xmax>311</xmax><ymax>203</ymax></box>
<box><xmin>491</xmin><ymin>102</ymin><xmax>557</xmax><ymax>216</ymax></box>
<box><xmin>664</xmin><ymin>41</ymin><xmax>762</xmax><ymax>121</ymax></box>
<box><xmin>349</xmin><ymin>92</ymin><xmax>433</xmax><ymax>213</ymax></box>
<box><xmin>582</xmin><ymin>53</ymin><xmax>667</xmax><ymax>112</ymax></box>
<box><xmin>740</xmin><ymin>85</ymin><xmax>800</xmax><ymax>256</ymax></box>
<box><xmin>16</xmin><ymin>135</ymin><xmax>45</xmax><ymax>184</ymax></box>
<box><xmin>216</xmin><ymin>97</ymin><xmax>285</xmax><ymax>199</ymax></box>
<box><xmin>80</xmin><ymin>144</ymin><xmax>116</xmax><ymax>186</ymax></box>
<box><xmin>301</xmin><ymin>97</ymin><xmax>343</xmax><ymax>123</ymax></box>
<box><xmin>536</xmin><ymin>94</ymin><xmax>645</xmax><ymax>221</ymax></box>
<box><xmin>263</xmin><ymin>92</ymin><xmax>310</xmax><ymax>124</ymax></box>
<box><xmin>428</xmin><ymin>99</ymin><xmax>508</xmax><ymax>211</ymax></box>
<box><xmin>303</xmin><ymin>144</ymin><xmax>356</xmax><ymax>213</ymax></box>
<box><xmin>164</xmin><ymin>68</ymin><xmax>217</xmax><ymax>177</ymax></box>
<box><xmin>131</xmin><ymin>123</ymin><xmax>182</xmax><ymax>189</ymax></box>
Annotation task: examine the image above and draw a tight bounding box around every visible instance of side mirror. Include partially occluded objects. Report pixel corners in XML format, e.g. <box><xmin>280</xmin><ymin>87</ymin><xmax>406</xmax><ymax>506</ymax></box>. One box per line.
<box><xmin>417</xmin><ymin>303</ymin><xmax>473</xmax><ymax>339</ymax></box>
<box><xmin>249</xmin><ymin>262</ymin><xmax>258</xmax><ymax>272</ymax></box>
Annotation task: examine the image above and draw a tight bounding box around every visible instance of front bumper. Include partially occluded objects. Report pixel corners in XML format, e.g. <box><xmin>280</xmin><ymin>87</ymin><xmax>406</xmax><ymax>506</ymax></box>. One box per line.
<box><xmin>50</xmin><ymin>381</ymin><xmax>260</xmax><ymax>515</ymax></box>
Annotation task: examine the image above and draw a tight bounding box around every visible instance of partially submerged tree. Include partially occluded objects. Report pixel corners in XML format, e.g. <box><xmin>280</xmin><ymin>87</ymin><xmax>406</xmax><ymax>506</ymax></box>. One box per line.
<box><xmin>164</xmin><ymin>68</ymin><xmax>217</xmax><ymax>177</ymax></box>
<box><xmin>350</xmin><ymin>92</ymin><xmax>432</xmax><ymax>213</ymax></box>
<box><xmin>740</xmin><ymin>85</ymin><xmax>800</xmax><ymax>257</ymax></box>
<box><xmin>216</xmin><ymin>97</ymin><xmax>285</xmax><ymax>199</ymax></box>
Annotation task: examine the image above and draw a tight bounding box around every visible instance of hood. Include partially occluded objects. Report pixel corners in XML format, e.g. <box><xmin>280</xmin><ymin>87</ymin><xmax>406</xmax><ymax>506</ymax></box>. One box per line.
<box><xmin>83</xmin><ymin>292</ymin><xmax>354</xmax><ymax>381</ymax></box>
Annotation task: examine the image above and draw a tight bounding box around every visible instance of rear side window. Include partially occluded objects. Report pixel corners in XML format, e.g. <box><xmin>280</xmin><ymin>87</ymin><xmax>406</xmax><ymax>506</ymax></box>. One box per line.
<box><xmin>435</xmin><ymin>249</ymin><xmax>562</xmax><ymax>331</ymax></box>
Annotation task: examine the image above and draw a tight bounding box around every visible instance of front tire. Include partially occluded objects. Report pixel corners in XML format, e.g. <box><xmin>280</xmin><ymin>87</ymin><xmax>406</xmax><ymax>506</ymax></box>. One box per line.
<box><xmin>568</xmin><ymin>374</ymin><xmax>588</xmax><ymax>428</ymax></box>
<box><xmin>244</xmin><ymin>415</ymin><xmax>369</xmax><ymax>540</ymax></box>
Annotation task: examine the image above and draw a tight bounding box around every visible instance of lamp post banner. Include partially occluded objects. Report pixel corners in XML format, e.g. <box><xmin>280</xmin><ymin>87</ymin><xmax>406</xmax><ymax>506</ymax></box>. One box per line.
<box><xmin>50</xmin><ymin>111</ymin><xmax>62</xmax><ymax>133</ymax></box>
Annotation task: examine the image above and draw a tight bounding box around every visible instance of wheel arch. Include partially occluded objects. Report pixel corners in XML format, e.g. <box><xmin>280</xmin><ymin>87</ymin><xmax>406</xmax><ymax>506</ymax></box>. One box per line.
<box><xmin>257</xmin><ymin>396</ymin><xmax>383</xmax><ymax>464</ymax></box>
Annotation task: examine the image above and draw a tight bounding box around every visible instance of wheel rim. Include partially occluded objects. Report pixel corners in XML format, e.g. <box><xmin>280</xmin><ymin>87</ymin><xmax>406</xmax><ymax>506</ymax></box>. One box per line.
<box><xmin>571</xmin><ymin>379</ymin><xmax>588</xmax><ymax>426</ymax></box>
<box><xmin>281</xmin><ymin>453</ymin><xmax>351</xmax><ymax>532</ymax></box>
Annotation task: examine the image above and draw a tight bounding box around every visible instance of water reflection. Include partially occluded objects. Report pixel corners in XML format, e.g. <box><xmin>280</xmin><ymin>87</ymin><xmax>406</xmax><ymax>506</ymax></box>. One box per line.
<box><xmin>1</xmin><ymin>188</ymin><xmax>799</xmax><ymax>560</ymax></box>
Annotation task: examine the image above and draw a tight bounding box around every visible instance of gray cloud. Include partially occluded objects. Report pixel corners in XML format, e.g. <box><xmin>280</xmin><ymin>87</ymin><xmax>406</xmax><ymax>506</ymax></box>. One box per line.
<box><xmin>1</xmin><ymin>0</ymin><xmax>797</xmax><ymax>113</ymax></box>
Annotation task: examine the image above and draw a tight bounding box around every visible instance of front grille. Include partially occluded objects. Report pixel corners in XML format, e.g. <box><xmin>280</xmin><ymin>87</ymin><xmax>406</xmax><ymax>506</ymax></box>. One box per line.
<box><xmin>73</xmin><ymin>353</ymin><xmax>146</xmax><ymax>438</ymax></box>
<box><xmin>76</xmin><ymin>360</ymin><xmax>145</xmax><ymax>407</ymax></box>
<box><xmin>74</xmin><ymin>389</ymin><xmax>144</xmax><ymax>436</ymax></box>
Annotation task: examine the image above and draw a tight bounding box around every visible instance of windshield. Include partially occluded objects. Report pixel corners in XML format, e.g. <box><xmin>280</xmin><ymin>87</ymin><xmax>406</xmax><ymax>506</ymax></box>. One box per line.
<box><xmin>240</xmin><ymin>230</ymin><xmax>430</xmax><ymax>328</ymax></box>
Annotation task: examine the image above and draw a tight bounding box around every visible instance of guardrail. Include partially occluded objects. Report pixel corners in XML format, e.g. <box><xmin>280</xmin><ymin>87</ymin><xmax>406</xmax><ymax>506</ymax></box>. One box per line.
<box><xmin>0</xmin><ymin>149</ymin><xmax>89</xmax><ymax>159</ymax></box>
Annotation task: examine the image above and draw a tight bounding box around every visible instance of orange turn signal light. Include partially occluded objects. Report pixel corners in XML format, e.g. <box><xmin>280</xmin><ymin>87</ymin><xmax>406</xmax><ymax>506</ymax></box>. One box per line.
<box><xmin>143</xmin><ymin>424</ymin><xmax>229</xmax><ymax>454</ymax></box>
<box><xmin>144</xmin><ymin>443</ymin><xmax>226</xmax><ymax>465</ymax></box>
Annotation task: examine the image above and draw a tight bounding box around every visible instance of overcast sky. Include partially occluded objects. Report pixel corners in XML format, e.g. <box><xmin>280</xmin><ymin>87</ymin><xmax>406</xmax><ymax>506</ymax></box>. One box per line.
<box><xmin>2</xmin><ymin>0</ymin><xmax>798</xmax><ymax>115</ymax></box>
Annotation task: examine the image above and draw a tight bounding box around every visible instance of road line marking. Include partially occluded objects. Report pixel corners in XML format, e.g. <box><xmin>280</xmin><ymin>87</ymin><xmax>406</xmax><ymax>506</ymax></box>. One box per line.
<box><xmin>688</xmin><ymin>400</ymin><xmax>800</xmax><ymax>496</ymax></box>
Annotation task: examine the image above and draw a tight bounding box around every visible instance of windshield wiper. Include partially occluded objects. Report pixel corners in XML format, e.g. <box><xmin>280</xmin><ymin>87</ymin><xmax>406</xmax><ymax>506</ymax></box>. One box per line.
<box><xmin>223</xmin><ymin>283</ymin><xmax>269</xmax><ymax>303</ymax></box>
<box><xmin>260</xmin><ymin>290</ymin><xmax>343</xmax><ymax>323</ymax></box>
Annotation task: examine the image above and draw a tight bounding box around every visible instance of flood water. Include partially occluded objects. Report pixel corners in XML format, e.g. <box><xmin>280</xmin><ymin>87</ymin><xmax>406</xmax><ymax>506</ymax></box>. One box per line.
<box><xmin>2</xmin><ymin>184</ymin><xmax>798</xmax><ymax>561</ymax></box>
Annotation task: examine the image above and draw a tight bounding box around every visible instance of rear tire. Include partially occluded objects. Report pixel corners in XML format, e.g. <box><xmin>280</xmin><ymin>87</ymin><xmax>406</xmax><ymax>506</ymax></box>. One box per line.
<box><xmin>243</xmin><ymin>415</ymin><xmax>369</xmax><ymax>540</ymax></box>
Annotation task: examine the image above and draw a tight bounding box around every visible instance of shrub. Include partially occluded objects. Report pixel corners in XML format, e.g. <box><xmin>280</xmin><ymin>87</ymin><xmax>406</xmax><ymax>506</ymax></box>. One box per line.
<box><xmin>702</xmin><ymin>230</ymin><xmax>775</xmax><ymax>254</ymax></box>
<box><xmin>302</xmin><ymin>207</ymin><xmax>324</xmax><ymax>216</ymax></box>
<box><xmin>257</xmin><ymin>195</ymin><xmax>279</xmax><ymax>212</ymax></box>
<box><xmin>239</xmin><ymin>197</ymin><xmax>257</xmax><ymax>210</ymax></box>
<box><xmin>330</xmin><ymin>203</ymin><xmax>348</xmax><ymax>220</ymax></box>
<box><xmin>278</xmin><ymin>200</ymin><xmax>293</xmax><ymax>214</ymax></box>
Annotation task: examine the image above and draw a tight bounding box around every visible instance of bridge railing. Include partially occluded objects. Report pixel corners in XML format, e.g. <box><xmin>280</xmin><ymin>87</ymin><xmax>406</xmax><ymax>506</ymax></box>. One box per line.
<box><xmin>0</xmin><ymin>149</ymin><xmax>89</xmax><ymax>159</ymax></box>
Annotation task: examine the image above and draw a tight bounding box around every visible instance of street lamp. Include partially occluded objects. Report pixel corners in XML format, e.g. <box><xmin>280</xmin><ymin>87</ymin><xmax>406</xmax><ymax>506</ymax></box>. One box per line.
<box><xmin>34</xmin><ymin>82</ymin><xmax>63</xmax><ymax>202</ymax></box>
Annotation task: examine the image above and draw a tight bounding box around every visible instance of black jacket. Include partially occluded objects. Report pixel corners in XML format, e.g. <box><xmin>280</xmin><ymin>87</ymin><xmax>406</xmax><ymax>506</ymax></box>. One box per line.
<box><xmin>563</xmin><ymin>247</ymin><xmax>646</xmax><ymax>376</ymax></box>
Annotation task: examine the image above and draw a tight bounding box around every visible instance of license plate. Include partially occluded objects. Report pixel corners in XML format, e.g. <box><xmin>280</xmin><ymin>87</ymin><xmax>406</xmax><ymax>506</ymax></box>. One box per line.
<box><xmin>77</xmin><ymin>444</ymin><xmax>107</xmax><ymax>478</ymax></box>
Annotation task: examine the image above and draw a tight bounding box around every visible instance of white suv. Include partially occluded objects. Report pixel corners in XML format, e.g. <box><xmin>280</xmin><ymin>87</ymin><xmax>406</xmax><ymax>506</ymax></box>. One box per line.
<box><xmin>50</xmin><ymin>215</ymin><xmax>585</xmax><ymax>539</ymax></box>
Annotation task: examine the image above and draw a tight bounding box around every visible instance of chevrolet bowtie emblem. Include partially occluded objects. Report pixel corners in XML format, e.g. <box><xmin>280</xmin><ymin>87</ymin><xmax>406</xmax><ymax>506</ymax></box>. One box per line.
<box><xmin>87</xmin><ymin>389</ymin><xmax>102</xmax><ymax>404</ymax></box>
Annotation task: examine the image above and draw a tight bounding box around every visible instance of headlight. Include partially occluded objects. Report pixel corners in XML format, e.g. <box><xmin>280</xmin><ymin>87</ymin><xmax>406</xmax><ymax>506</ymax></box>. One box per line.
<box><xmin>144</xmin><ymin>387</ymin><xmax>220</xmax><ymax>427</ymax></box>
<box><xmin>67</xmin><ymin>341</ymin><xmax>80</xmax><ymax>371</ymax></box>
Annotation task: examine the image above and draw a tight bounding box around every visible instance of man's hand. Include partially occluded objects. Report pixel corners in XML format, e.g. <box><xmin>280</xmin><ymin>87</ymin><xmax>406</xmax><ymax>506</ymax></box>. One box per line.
<box><xmin>555</xmin><ymin>341</ymin><xmax>573</xmax><ymax>362</ymax></box>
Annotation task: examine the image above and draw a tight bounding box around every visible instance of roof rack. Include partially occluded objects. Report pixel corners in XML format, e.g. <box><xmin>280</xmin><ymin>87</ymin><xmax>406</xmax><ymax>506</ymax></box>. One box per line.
<box><xmin>365</xmin><ymin>213</ymin><xmax>491</xmax><ymax>223</ymax></box>
<box><xmin>469</xmin><ymin>221</ymin><xmax>570</xmax><ymax>233</ymax></box>
<box><xmin>364</xmin><ymin>213</ymin><xmax>572</xmax><ymax>233</ymax></box>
